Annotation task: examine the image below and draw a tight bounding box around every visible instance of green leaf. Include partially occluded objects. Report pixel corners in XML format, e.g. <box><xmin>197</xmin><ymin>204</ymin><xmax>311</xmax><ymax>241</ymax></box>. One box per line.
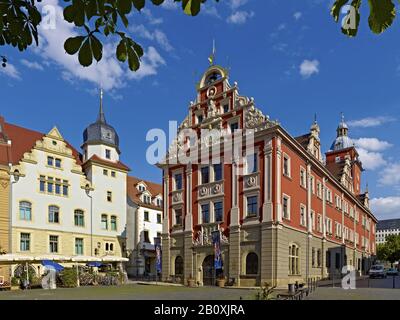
<box><xmin>116</xmin><ymin>40</ymin><xmax>128</xmax><ymax>62</ymax></box>
<box><xmin>118</xmin><ymin>0</ymin><xmax>133</xmax><ymax>13</ymax></box>
<box><xmin>63</xmin><ymin>5</ymin><xmax>76</xmax><ymax>23</ymax></box>
<box><xmin>151</xmin><ymin>0</ymin><xmax>165</xmax><ymax>5</ymax></box>
<box><xmin>368</xmin><ymin>0</ymin><xmax>396</xmax><ymax>34</ymax></box>
<box><xmin>64</xmin><ymin>36</ymin><xmax>85</xmax><ymax>55</ymax></box>
<box><xmin>90</xmin><ymin>35</ymin><xmax>103</xmax><ymax>62</ymax></box>
<box><xmin>127</xmin><ymin>46</ymin><xmax>140</xmax><ymax>71</ymax></box>
<box><xmin>78</xmin><ymin>38</ymin><xmax>93</xmax><ymax>67</ymax></box>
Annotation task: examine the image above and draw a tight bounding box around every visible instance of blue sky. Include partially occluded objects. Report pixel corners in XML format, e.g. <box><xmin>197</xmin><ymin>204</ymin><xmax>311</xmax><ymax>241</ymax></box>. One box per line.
<box><xmin>0</xmin><ymin>0</ymin><xmax>399</xmax><ymax>220</ymax></box>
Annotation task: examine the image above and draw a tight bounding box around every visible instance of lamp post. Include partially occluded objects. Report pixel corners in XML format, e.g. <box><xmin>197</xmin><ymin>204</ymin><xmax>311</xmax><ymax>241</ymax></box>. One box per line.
<box><xmin>9</xmin><ymin>170</ymin><xmax>21</xmax><ymax>254</ymax></box>
<box><xmin>84</xmin><ymin>184</ymin><xmax>93</xmax><ymax>256</ymax></box>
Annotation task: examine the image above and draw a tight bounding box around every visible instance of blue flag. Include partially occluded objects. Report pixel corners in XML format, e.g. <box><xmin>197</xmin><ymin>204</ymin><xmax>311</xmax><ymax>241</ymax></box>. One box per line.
<box><xmin>212</xmin><ymin>231</ymin><xmax>223</xmax><ymax>270</ymax></box>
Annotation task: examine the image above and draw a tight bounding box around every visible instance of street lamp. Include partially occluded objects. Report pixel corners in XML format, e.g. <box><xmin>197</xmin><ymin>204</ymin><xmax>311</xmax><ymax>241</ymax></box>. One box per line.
<box><xmin>9</xmin><ymin>170</ymin><xmax>22</xmax><ymax>253</ymax></box>
<box><xmin>84</xmin><ymin>184</ymin><xmax>94</xmax><ymax>256</ymax></box>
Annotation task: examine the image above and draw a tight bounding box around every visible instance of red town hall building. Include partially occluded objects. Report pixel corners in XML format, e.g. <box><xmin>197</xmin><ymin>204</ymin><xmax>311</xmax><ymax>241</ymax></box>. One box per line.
<box><xmin>158</xmin><ymin>64</ymin><xmax>377</xmax><ymax>287</ymax></box>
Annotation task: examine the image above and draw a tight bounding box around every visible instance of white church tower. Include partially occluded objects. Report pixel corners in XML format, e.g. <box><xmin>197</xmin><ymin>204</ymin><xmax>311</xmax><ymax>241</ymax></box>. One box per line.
<box><xmin>82</xmin><ymin>90</ymin><xmax>129</xmax><ymax>256</ymax></box>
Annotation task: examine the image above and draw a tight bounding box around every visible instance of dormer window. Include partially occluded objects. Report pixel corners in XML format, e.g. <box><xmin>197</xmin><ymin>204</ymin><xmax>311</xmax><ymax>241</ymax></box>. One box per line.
<box><xmin>143</xmin><ymin>195</ymin><xmax>151</xmax><ymax>204</ymax></box>
<box><xmin>138</xmin><ymin>184</ymin><xmax>146</xmax><ymax>192</ymax></box>
<box><xmin>197</xmin><ymin>114</ymin><xmax>204</xmax><ymax>124</ymax></box>
<box><xmin>156</xmin><ymin>197</ymin><xmax>163</xmax><ymax>207</ymax></box>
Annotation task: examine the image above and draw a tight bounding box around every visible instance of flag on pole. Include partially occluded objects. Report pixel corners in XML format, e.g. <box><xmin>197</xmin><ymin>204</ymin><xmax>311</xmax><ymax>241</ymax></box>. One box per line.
<box><xmin>208</xmin><ymin>40</ymin><xmax>216</xmax><ymax>66</ymax></box>
<box><xmin>212</xmin><ymin>230</ymin><xmax>223</xmax><ymax>270</ymax></box>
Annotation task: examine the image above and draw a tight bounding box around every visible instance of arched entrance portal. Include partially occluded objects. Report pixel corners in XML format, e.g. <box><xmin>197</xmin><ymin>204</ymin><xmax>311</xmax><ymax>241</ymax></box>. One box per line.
<box><xmin>202</xmin><ymin>255</ymin><xmax>215</xmax><ymax>286</ymax></box>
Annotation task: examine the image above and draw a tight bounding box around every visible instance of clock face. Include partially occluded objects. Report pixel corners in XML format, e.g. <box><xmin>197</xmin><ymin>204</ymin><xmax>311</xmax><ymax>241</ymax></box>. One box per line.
<box><xmin>102</xmin><ymin>129</ymin><xmax>113</xmax><ymax>141</ymax></box>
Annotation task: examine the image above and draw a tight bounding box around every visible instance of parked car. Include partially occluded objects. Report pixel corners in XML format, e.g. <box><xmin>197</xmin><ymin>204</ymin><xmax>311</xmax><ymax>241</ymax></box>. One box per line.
<box><xmin>369</xmin><ymin>265</ymin><xmax>387</xmax><ymax>278</ymax></box>
<box><xmin>386</xmin><ymin>268</ymin><xmax>399</xmax><ymax>276</ymax></box>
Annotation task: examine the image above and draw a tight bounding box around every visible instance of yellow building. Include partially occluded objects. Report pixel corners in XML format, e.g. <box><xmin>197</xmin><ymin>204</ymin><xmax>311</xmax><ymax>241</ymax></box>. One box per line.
<box><xmin>0</xmin><ymin>117</ymin><xmax>10</xmax><ymax>283</ymax></box>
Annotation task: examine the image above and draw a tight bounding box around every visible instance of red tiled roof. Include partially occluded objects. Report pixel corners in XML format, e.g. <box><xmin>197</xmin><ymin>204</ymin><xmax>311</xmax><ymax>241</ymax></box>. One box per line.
<box><xmin>325</xmin><ymin>161</ymin><xmax>345</xmax><ymax>180</ymax></box>
<box><xmin>2</xmin><ymin>119</ymin><xmax>82</xmax><ymax>166</ymax></box>
<box><xmin>295</xmin><ymin>133</ymin><xmax>311</xmax><ymax>150</ymax></box>
<box><xmin>83</xmin><ymin>154</ymin><xmax>130</xmax><ymax>172</ymax></box>
<box><xmin>127</xmin><ymin>175</ymin><xmax>162</xmax><ymax>209</ymax></box>
<box><xmin>4</xmin><ymin>122</ymin><xmax>45</xmax><ymax>165</ymax></box>
<box><xmin>0</xmin><ymin>144</ymin><xmax>11</xmax><ymax>166</ymax></box>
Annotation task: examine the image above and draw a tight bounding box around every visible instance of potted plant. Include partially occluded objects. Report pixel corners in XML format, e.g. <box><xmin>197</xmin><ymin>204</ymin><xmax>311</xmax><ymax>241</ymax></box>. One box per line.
<box><xmin>216</xmin><ymin>274</ymin><xmax>225</xmax><ymax>288</ymax></box>
<box><xmin>11</xmin><ymin>277</ymin><xmax>20</xmax><ymax>291</ymax></box>
<box><xmin>187</xmin><ymin>274</ymin><xmax>196</xmax><ymax>287</ymax></box>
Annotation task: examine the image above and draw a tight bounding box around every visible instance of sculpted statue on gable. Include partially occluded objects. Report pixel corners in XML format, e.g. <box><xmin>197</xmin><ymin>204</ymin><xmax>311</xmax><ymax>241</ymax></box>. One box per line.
<box><xmin>245</xmin><ymin>104</ymin><xmax>269</xmax><ymax>129</ymax></box>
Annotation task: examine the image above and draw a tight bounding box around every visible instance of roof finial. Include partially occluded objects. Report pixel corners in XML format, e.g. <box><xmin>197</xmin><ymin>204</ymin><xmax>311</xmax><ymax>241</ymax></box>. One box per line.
<box><xmin>208</xmin><ymin>39</ymin><xmax>216</xmax><ymax>66</ymax></box>
<box><xmin>314</xmin><ymin>113</ymin><xmax>317</xmax><ymax>124</ymax></box>
<box><xmin>341</xmin><ymin>112</ymin><xmax>345</xmax><ymax>123</ymax></box>
<box><xmin>98</xmin><ymin>87</ymin><xmax>106</xmax><ymax>123</ymax></box>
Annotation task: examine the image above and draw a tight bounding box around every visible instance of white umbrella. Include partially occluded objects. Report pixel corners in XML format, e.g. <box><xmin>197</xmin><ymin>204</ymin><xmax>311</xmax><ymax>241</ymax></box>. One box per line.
<box><xmin>101</xmin><ymin>255</ymin><xmax>129</xmax><ymax>262</ymax></box>
<box><xmin>71</xmin><ymin>256</ymin><xmax>101</xmax><ymax>262</ymax></box>
<box><xmin>0</xmin><ymin>254</ymin><xmax>34</xmax><ymax>264</ymax></box>
<box><xmin>34</xmin><ymin>255</ymin><xmax>71</xmax><ymax>262</ymax></box>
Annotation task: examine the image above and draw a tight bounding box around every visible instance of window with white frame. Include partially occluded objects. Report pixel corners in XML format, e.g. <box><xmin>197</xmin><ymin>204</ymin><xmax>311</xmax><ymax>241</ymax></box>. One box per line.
<box><xmin>201</xmin><ymin>166</ymin><xmax>210</xmax><ymax>184</ymax></box>
<box><xmin>300</xmin><ymin>205</ymin><xmax>306</xmax><ymax>226</ymax></box>
<box><xmin>213</xmin><ymin>163</ymin><xmax>223</xmax><ymax>182</ymax></box>
<box><xmin>283</xmin><ymin>154</ymin><xmax>291</xmax><ymax>177</ymax></box>
<box><xmin>174</xmin><ymin>208</ymin><xmax>183</xmax><ymax>226</ymax></box>
<box><xmin>300</xmin><ymin>167</ymin><xmax>306</xmax><ymax>188</ymax></box>
<box><xmin>317</xmin><ymin>214</ymin><xmax>322</xmax><ymax>232</ymax></box>
<box><xmin>310</xmin><ymin>175</ymin><xmax>315</xmax><ymax>194</ymax></box>
<box><xmin>282</xmin><ymin>194</ymin><xmax>291</xmax><ymax>220</ymax></box>
<box><xmin>311</xmin><ymin>211</ymin><xmax>316</xmax><ymax>230</ymax></box>
<box><xmin>325</xmin><ymin>217</ymin><xmax>333</xmax><ymax>235</ymax></box>
<box><xmin>289</xmin><ymin>244</ymin><xmax>300</xmax><ymax>275</ymax></box>
<box><xmin>174</xmin><ymin>173</ymin><xmax>183</xmax><ymax>190</ymax></box>
<box><xmin>317</xmin><ymin>182</ymin><xmax>322</xmax><ymax>198</ymax></box>
<box><xmin>326</xmin><ymin>189</ymin><xmax>333</xmax><ymax>203</ymax></box>
<box><xmin>246</xmin><ymin>153</ymin><xmax>258</xmax><ymax>174</ymax></box>
<box><xmin>214</xmin><ymin>201</ymin><xmax>223</xmax><ymax>222</ymax></box>
<box><xmin>246</xmin><ymin>196</ymin><xmax>258</xmax><ymax>217</ymax></box>
<box><xmin>201</xmin><ymin>204</ymin><xmax>210</xmax><ymax>224</ymax></box>
<box><xmin>335</xmin><ymin>222</ymin><xmax>342</xmax><ymax>238</ymax></box>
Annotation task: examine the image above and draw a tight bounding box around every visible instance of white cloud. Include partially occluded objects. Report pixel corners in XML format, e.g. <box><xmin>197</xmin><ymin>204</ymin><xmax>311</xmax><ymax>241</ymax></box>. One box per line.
<box><xmin>227</xmin><ymin>10</ymin><xmax>254</xmax><ymax>24</ymax></box>
<box><xmin>203</xmin><ymin>5</ymin><xmax>221</xmax><ymax>18</ymax></box>
<box><xmin>379</xmin><ymin>162</ymin><xmax>400</xmax><ymax>186</ymax></box>
<box><xmin>272</xmin><ymin>43</ymin><xmax>288</xmax><ymax>52</ymax></box>
<box><xmin>353</xmin><ymin>138</ymin><xmax>393</xmax><ymax>152</ymax></box>
<box><xmin>294</xmin><ymin>12</ymin><xmax>302</xmax><ymax>20</ymax></box>
<box><xmin>357</xmin><ymin>148</ymin><xmax>387</xmax><ymax>170</ymax></box>
<box><xmin>142</xmin><ymin>8</ymin><xmax>163</xmax><ymax>25</ymax></box>
<box><xmin>229</xmin><ymin>0</ymin><xmax>249</xmax><ymax>10</ymax></box>
<box><xmin>277</xmin><ymin>23</ymin><xmax>286</xmax><ymax>31</ymax></box>
<box><xmin>370</xmin><ymin>197</ymin><xmax>400</xmax><ymax>220</ymax></box>
<box><xmin>34</xmin><ymin>0</ymin><xmax>165</xmax><ymax>91</ymax></box>
<box><xmin>130</xmin><ymin>24</ymin><xmax>174</xmax><ymax>52</ymax></box>
<box><xmin>299</xmin><ymin>59</ymin><xmax>319</xmax><ymax>78</ymax></box>
<box><xmin>161</xmin><ymin>0</ymin><xmax>179</xmax><ymax>10</ymax></box>
<box><xmin>20</xmin><ymin>59</ymin><xmax>44</xmax><ymax>71</ymax></box>
<box><xmin>348</xmin><ymin>116</ymin><xmax>396</xmax><ymax>128</ymax></box>
<box><xmin>0</xmin><ymin>63</ymin><xmax>21</xmax><ymax>80</ymax></box>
